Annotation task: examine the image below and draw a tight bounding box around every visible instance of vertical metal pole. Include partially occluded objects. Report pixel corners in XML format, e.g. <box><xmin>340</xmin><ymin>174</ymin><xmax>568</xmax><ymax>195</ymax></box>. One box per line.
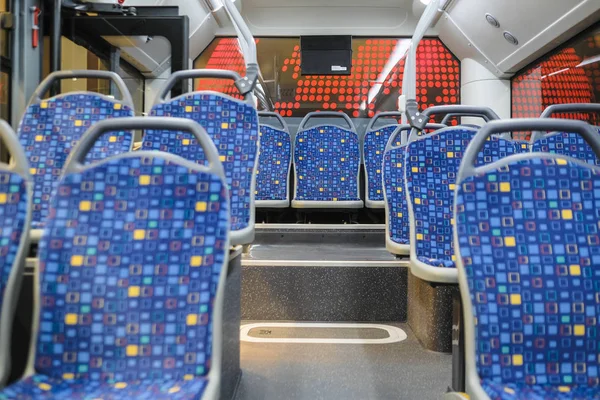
<box><xmin>50</xmin><ymin>0</ymin><xmax>61</xmax><ymax>95</ymax></box>
<box><xmin>109</xmin><ymin>47</ymin><xmax>120</xmax><ymax>97</ymax></box>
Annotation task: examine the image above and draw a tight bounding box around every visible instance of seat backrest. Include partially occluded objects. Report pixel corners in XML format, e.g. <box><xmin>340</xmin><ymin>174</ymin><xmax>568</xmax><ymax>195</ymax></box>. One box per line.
<box><xmin>363</xmin><ymin>112</ymin><xmax>403</xmax><ymax>207</ymax></box>
<box><xmin>17</xmin><ymin>71</ymin><xmax>134</xmax><ymax>229</ymax></box>
<box><xmin>0</xmin><ymin>121</ymin><xmax>31</xmax><ymax>386</ymax></box>
<box><xmin>383</xmin><ymin>123</ymin><xmax>446</xmax><ymax>254</ymax></box>
<box><xmin>293</xmin><ymin>112</ymin><xmax>361</xmax><ymax>204</ymax></box>
<box><xmin>256</xmin><ymin>112</ymin><xmax>291</xmax><ymax>206</ymax></box>
<box><xmin>144</xmin><ymin>70</ymin><xmax>258</xmax><ymax>245</ymax></box>
<box><xmin>405</xmin><ymin>126</ymin><xmax>518</xmax><ymax>277</ymax></box>
<box><xmin>32</xmin><ymin>117</ymin><xmax>230</xmax><ymax>383</ymax></box>
<box><xmin>455</xmin><ymin>119</ymin><xmax>600</xmax><ymax>394</ymax></box>
<box><xmin>531</xmin><ymin>129</ymin><xmax>600</xmax><ymax>166</ymax></box>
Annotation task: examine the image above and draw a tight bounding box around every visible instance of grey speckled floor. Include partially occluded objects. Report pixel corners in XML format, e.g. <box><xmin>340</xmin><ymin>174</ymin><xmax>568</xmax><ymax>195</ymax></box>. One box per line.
<box><xmin>235</xmin><ymin>322</ymin><xmax>452</xmax><ymax>400</ymax></box>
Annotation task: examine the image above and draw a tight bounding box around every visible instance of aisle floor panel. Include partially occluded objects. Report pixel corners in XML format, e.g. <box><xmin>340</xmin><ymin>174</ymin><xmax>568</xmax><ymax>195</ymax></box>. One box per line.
<box><xmin>244</xmin><ymin>243</ymin><xmax>402</xmax><ymax>262</ymax></box>
<box><xmin>235</xmin><ymin>323</ymin><xmax>451</xmax><ymax>400</ymax></box>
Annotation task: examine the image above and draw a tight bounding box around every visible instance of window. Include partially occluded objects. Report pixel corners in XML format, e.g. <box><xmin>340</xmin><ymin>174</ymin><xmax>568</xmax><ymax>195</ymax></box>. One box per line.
<box><xmin>195</xmin><ymin>37</ymin><xmax>460</xmax><ymax>118</ymax></box>
<box><xmin>41</xmin><ymin>37</ymin><xmax>145</xmax><ymax>115</ymax></box>
<box><xmin>512</xmin><ymin>23</ymin><xmax>600</xmax><ymax>125</ymax></box>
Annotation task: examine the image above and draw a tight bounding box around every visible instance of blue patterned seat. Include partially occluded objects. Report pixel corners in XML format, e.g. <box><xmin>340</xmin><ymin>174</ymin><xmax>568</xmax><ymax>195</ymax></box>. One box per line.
<box><xmin>531</xmin><ymin>129</ymin><xmax>600</xmax><ymax>166</ymax></box>
<box><xmin>18</xmin><ymin>93</ymin><xmax>133</xmax><ymax>231</ymax></box>
<box><xmin>405</xmin><ymin>127</ymin><xmax>518</xmax><ymax>282</ymax></box>
<box><xmin>256</xmin><ymin>113</ymin><xmax>291</xmax><ymax>208</ymax></box>
<box><xmin>292</xmin><ymin>116</ymin><xmax>363</xmax><ymax>208</ymax></box>
<box><xmin>456</xmin><ymin>156</ymin><xmax>600</xmax><ymax>400</ymax></box>
<box><xmin>364</xmin><ymin>125</ymin><xmax>400</xmax><ymax>208</ymax></box>
<box><xmin>363</xmin><ymin>112</ymin><xmax>403</xmax><ymax>208</ymax></box>
<box><xmin>145</xmin><ymin>93</ymin><xmax>258</xmax><ymax>244</ymax></box>
<box><xmin>0</xmin><ymin>121</ymin><xmax>230</xmax><ymax>400</ymax></box>
<box><xmin>0</xmin><ymin>121</ymin><xmax>31</xmax><ymax>386</ymax></box>
<box><xmin>481</xmin><ymin>381</ymin><xmax>600</xmax><ymax>400</ymax></box>
<box><xmin>383</xmin><ymin>124</ymin><xmax>446</xmax><ymax>255</ymax></box>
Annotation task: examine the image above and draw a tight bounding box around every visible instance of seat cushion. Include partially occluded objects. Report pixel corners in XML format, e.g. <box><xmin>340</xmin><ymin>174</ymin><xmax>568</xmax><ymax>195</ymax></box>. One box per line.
<box><xmin>146</xmin><ymin>92</ymin><xmax>259</xmax><ymax>232</ymax></box>
<box><xmin>383</xmin><ymin>145</ymin><xmax>409</xmax><ymax>245</ymax></box>
<box><xmin>531</xmin><ymin>131</ymin><xmax>600</xmax><ymax>166</ymax></box>
<box><xmin>18</xmin><ymin>93</ymin><xmax>133</xmax><ymax>228</ymax></box>
<box><xmin>0</xmin><ymin>374</ymin><xmax>207</xmax><ymax>400</ymax></box>
<box><xmin>294</xmin><ymin>125</ymin><xmax>361</xmax><ymax>202</ymax></box>
<box><xmin>482</xmin><ymin>380</ymin><xmax>600</xmax><ymax>400</ymax></box>
<box><xmin>364</xmin><ymin>125</ymin><xmax>399</xmax><ymax>202</ymax></box>
<box><xmin>256</xmin><ymin>125</ymin><xmax>291</xmax><ymax>202</ymax></box>
<box><xmin>417</xmin><ymin>256</ymin><xmax>455</xmax><ymax>268</ymax></box>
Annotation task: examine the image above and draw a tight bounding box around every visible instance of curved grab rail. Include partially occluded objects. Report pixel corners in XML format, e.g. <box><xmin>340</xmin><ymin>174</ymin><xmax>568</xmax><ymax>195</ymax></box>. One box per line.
<box><xmin>153</xmin><ymin>69</ymin><xmax>253</xmax><ymax>105</ymax></box>
<box><xmin>297</xmin><ymin>111</ymin><xmax>355</xmax><ymax>132</ymax></box>
<box><xmin>0</xmin><ymin>120</ymin><xmax>30</xmax><ymax>178</ymax></box>
<box><xmin>258</xmin><ymin>111</ymin><xmax>289</xmax><ymax>131</ymax></box>
<box><xmin>385</xmin><ymin>123</ymin><xmax>446</xmax><ymax>151</ymax></box>
<box><xmin>408</xmin><ymin>105</ymin><xmax>500</xmax><ymax>142</ymax></box>
<box><xmin>365</xmin><ymin>112</ymin><xmax>404</xmax><ymax>134</ymax></box>
<box><xmin>29</xmin><ymin>70</ymin><xmax>134</xmax><ymax>109</ymax></box>
<box><xmin>440</xmin><ymin>113</ymin><xmax>492</xmax><ymax>125</ymax></box>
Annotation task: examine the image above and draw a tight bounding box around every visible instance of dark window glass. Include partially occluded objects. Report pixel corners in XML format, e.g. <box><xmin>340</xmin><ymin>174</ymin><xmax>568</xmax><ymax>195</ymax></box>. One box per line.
<box><xmin>512</xmin><ymin>24</ymin><xmax>600</xmax><ymax>126</ymax></box>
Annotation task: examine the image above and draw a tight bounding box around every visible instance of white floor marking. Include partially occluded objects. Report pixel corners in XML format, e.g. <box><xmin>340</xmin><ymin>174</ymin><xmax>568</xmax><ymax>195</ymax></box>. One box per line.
<box><xmin>240</xmin><ymin>322</ymin><xmax>408</xmax><ymax>344</ymax></box>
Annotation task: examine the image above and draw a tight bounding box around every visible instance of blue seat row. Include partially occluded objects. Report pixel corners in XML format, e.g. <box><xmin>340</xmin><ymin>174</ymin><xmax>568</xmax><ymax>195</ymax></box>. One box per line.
<box><xmin>18</xmin><ymin>69</ymin><xmax>259</xmax><ymax>246</ymax></box>
<box><xmin>0</xmin><ymin>117</ymin><xmax>232</xmax><ymax>400</ymax></box>
<box><xmin>454</xmin><ymin>118</ymin><xmax>600</xmax><ymax>400</ymax></box>
<box><xmin>384</xmin><ymin>104</ymin><xmax>600</xmax><ymax>285</ymax></box>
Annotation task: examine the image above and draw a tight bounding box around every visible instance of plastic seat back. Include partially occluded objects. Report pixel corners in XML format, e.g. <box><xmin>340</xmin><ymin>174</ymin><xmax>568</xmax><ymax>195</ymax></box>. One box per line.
<box><xmin>256</xmin><ymin>112</ymin><xmax>291</xmax><ymax>208</ymax></box>
<box><xmin>403</xmin><ymin>105</ymin><xmax>508</xmax><ymax>283</ymax></box>
<box><xmin>32</xmin><ymin>117</ymin><xmax>230</xmax><ymax>389</ymax></box>
<box><xmin>17</xmin><ymin>71</ymin><xmax>134</xmax><ymax>231</ymax></box>
<box><xmin>455</xmin><ymin>119</ymin><xmax>600</xmax><ymax>398</ymax></box>
<box><xmin>144</xmin><ymin>70</ymin><xmax>259</xmax><ymax>245</ymax></box>
<box><xmin>0</xmin><ymin>121</ymin><xmax>31</xmax><ymax>386</ymax></box>
<box><xmin>292</xmin><ymin>111</ymin><xmax>362</xmax><ymax>208</ymax></box>
<box><xmin>383</xmin><ymin>123</ymin><xmax>445</xmax><ymax>254</ymax></box>
<box><xmin>363</xmin><ymin>112</ymin><xmax>403</xmax><ymax>208</ymax></box>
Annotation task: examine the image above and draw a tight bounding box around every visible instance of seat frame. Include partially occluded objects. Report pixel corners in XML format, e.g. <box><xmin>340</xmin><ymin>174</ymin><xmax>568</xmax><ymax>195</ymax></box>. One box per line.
<box><xmin>19</xmin><ymin>118</ymin><xmax>230</xmax><ymax>400</ymax></box>
<box><xmin>149</xmin><ymin>89</ymin><xmax>259</xmax><ymax>246</ymax></box>
<box><xmin>454</xmin><ymin>151</ymin><xmax>600</xmax><ymax>400</ymax></box>
<box><xmin>0</xmin><ymin>121</ymin><xmax>33</xmax><ymax>388</ymax></box>
<box><xmin>404</xmin><ymin>126</ymin><xmax>480</xmax><ymax>283</ymax></box>
<box><xmin>21</xmin><ymin>70</ymin><xmax>135</xmax><ymax>243</ymax></box>
<box><xmin>292</xmin><ymin>126</ymin><xmax>363</xmax><ymax>209</ymax></box>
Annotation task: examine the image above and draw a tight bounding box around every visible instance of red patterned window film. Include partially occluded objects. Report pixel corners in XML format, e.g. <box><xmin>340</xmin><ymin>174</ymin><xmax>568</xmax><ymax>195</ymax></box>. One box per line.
<box><xmin>512</xmin><ymin>24</ymin><xmax>600</xmax><ymax>136</ymax></box>
<box><xmin>194</xmin><ymin>37</ymin><xmax>460</xmax><ymax>118</ymax></box>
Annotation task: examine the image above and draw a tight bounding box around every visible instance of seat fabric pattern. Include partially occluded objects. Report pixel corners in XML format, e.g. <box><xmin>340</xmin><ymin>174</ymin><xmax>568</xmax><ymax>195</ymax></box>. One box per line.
<box><xmin>145</xmin><ymin>93</ymin><xmax>258</xmax><ymax>231</ymax></box>
<box><xmin>514</xmin><ymin>141</ymin><xmax>531</xmax><ymax>153</ymax></box>
<box><xmin>5</xmin><ymin>155</ymin><xmax>229</xmax><ymax>398</ymax></box>
<box><xmin>481</xmin><ymin>380</ymin><xmax>600</xmax><ymax>400</ymax></box>
<box><xmin>406</xmin><ymin>130</ymin><xmax>516</xmax><ymax>268</ymax></box>
<box><xmin>18</xmin><ymin>94</ymin><xmax>134</xmax><ymax>228</ymax></box>
<box><xmin>364</xmin><ymin>125</ymin><xmax>399</xmax><ymax>202</ymax></box>
<box><xmin>0</xmin><ymin>170</ymin><xmax>27</xmax><ymax>310</ymax></box>
<box><xmin>383</xmin><ymin>145</ymin><xmax>409</xmax><ymax>245</ymax></box>
<box><xmin>294</xmin><ymin>125</ymin><xmax>361</xmax><ymax>201</ymax></box>
<box><xmin>256</xmin><ymin>125</ymin><xmax>291</xmax><ymax>201</ymax></box>
<box><xmin>0</xmin><ymin>374</ymin><xmax>207</xmax><ymax>400</ymax></box>
<box><xmin>456</xmin><ymin>158</ymin><xmax>600</xmax><ymax>394</ymax></box>
<box><xmin>532</xmin><ymin>131</ymin><xmax>600</xmax><ymax>166</ymax></box>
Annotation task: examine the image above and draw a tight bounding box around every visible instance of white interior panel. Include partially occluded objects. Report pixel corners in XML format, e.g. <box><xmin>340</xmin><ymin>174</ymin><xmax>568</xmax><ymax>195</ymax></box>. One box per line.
<box><xmin>217</xmin><ymin>0</ymin><xmax>434</xmax><ymax>36</ymax></box>
<box><xmin>438</xmin><ymin>0</ymin><xmax>600</xmax><ymax>77</ymax></box>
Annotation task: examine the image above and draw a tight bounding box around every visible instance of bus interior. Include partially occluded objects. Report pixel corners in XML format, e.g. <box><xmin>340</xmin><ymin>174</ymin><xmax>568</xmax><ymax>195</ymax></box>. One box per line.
<box><xmin>0</xmin><ymin>0</ymin><xmax>599</xmax><ymax>399</ymax></box>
